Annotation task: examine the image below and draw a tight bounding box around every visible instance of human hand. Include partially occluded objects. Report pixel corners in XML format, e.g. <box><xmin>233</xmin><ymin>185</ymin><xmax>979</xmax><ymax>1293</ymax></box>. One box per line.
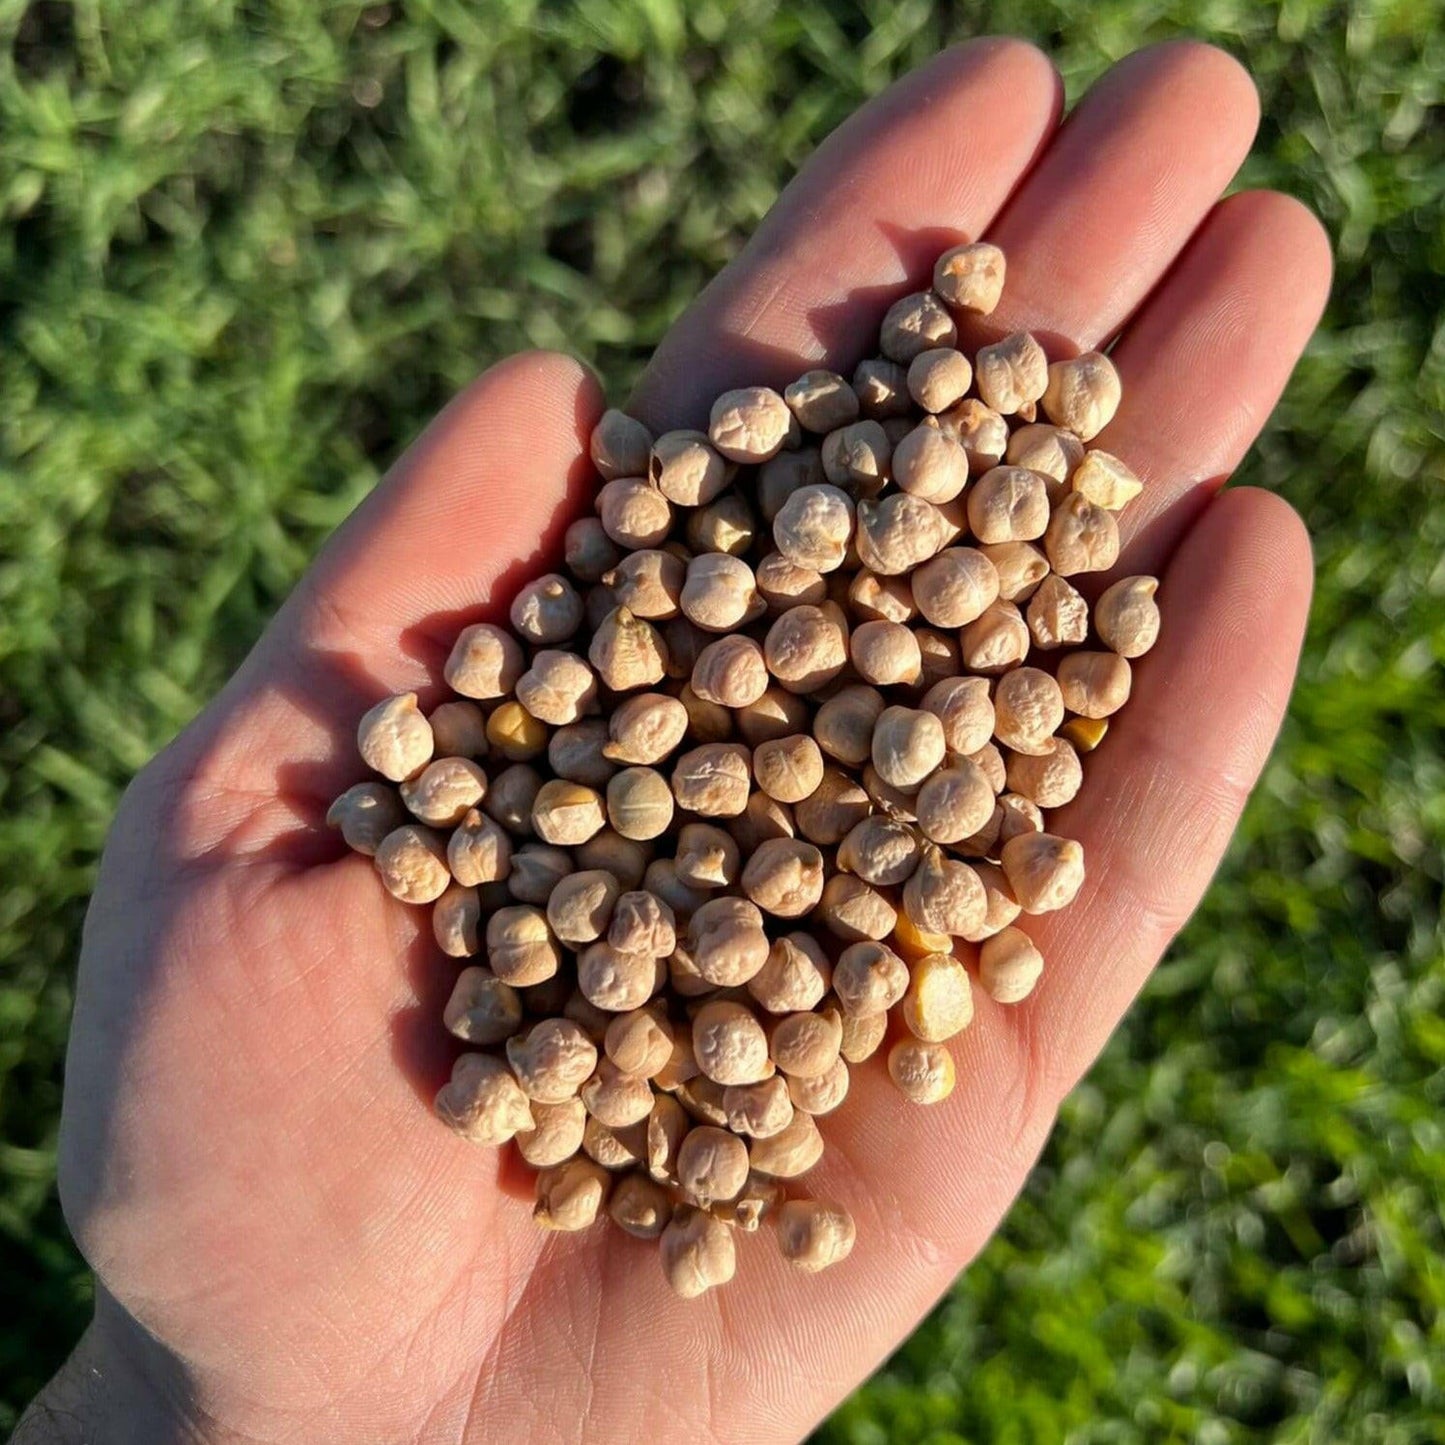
<box><xmin>21</xmin><ymin>37</ymin><xmax>1330</xmax><ymax>1445</ymax></box>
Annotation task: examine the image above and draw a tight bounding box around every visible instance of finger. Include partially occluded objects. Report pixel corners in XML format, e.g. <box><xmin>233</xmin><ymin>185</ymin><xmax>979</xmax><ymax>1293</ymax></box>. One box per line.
<box><xmin>1097</xmin><ymin>189</ymin><xmax>1334</xmax><ymax>575</ymax></box>
<box><xmin>959</xmin><ymin>39</ymin><xmax>1261</xmax><ymax>354</ymax></box>
<box><xmin>629</xmin><ymin>37</ymin><xmax>1063</xmax><ymax>430</ymax></box>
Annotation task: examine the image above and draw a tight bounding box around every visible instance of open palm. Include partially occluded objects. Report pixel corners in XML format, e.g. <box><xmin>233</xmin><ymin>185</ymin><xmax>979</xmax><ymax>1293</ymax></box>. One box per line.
<box><xmin>44</xmin><ymin>38</ymin><xmax>1330</xmax><ymax>1445</ymax></box>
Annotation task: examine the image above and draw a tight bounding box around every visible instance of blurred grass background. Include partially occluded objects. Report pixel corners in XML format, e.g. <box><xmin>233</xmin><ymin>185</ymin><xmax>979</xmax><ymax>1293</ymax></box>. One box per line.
<box><xmin>0</xmin><ymin>0</ymin><xmax>1441</xmax><ymax>1437</ymax></box>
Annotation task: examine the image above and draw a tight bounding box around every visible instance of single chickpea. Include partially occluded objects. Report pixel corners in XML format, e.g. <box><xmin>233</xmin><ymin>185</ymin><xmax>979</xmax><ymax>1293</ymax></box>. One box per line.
<box><xmin>676</xmin><ymin>1125</ymin><xmax>751</xmax><ymax>1206</ymax></box>
<box><xmin>1041</xmin><ymin>351</ymin><xmax>1122</xmax><ymax>440</ymax></box>
<box><xmin>645</xmin><ymin>858</ymin><xmax>712</xmax><ymax>921</ymax></box>
<box><xmin>967</xmin><ymin>465</ymin><xmax>1051</xmax><ymax>545</ymax></box>
<box><xmin>443</xmin><ymin>967</ymin><xmax>523</xmax><ymax>1045</ymax></box>
<box><xmin>604</xmin><ymin>549</ymin><xmax>684</xmax><ymax>620</ymax></box>
<box><xmin>514</xmin><ymin>1097</ymin><xmax>587</xmax><ymax>1169</ymax></box>
<box><xmin>879</xmin><ymin>289</ymin><xmax>958</xmax><ymax>363</ymax></box>
<box><xmin>901</xmin><ymin>953</ymin><xmax>974</xmax><ymax>1043</ymax></box>
<box><xmin>773</xmin><ymin>483</ymin><xmax>855</xmax><ymax>573</ymax></box>
<box><xmin>888</xmin><ymin>1038</ymin><xmax>957</xmax><ymax>1105</ymax></box>
<box><xmin>709</xmin><ymin>385</ymin><xmax>792</xmax><ymax>463</ymax></box>
<box><xmin>673</xmin><ymin>821</ymin><xmax>740</xmax><ymax>889</ymax></box>
<box><xmin>755</xmin><ymin>551</ymin><xmax>828</xmax><ymax>612</ymax></box>
<box><xmin>580</xmin><ymin>1060</ymin><xmax>656</xmax><ymax>1129</ymax></box>
<box><xmin>686</xmin><ymin>491</ymin><xmax>756</xmax><ymax>556</ymax></box>
<box><xmin>548</xmin><ymin>720</ymin><xmax>616</xmax><ymax>790</ymax></box>
<box><xmin>961</xmin><ymin>600</ymin><xmax>1030</xmax><ymax>674</ymax></box>
<box><xmin>821</xmin><ymin>419</ymin><xmax>892</xmax><ymax>493</ymax></box>
<box><xmin>660</xmin><ymin>1206</ymin><xmax>736</xmax><ymax>1298</ymax></box>
<box><xmin>939</xmin><ymin>397</ymin><xmax>1009</xmax><ymax>472</ymax></box>
<box><xmin>915</xmin><ymin>760</ymin><xmax>997</xmax><ymax>845</ymax></box>
<box><xmin>786</xmin><ymin>1057</ymin><xmax>850</xmax><ymax>1115</ymax></box>
<box><xmin>839</xmin><ymin>1009</ymin><xmax>887</xmax><ymax>1065</ymax></box>
<box><xmin>852</xmin><ymin>357</ymin><xmax>911</xmax><ymax>420</ymax></box>
<box><xmin>503</xmin><ymin>840</ymin><xmax>570</xmax><ymax>904</ymax></box>
<box><xmin>589</xmin><ymin>606</ymin><xmax>670</xmax><ymax>692</ymax></box>
<box><xmin>598</xmin><ymin>477</ymin><xmax>672</xmax><ymax>550</ymax></box>
<box><xmin>487</xmin><ymin>904</ymin><xmax>562</xmax><ymax>986</ymax></box>
<box><xmin>327</xmin><ymin>782</ymin><xmax>407</xmax><ymax>856</ymax></box>
<box><xmin>764</xmin><ymin>604</ymin><xmax>849</xmax><ymax>694</ymax></box>
<box><xmin>979</xmin><ymin>541</ymin><xmax>1050</xmax><ymax>603</ymax></box>
<box><xmin>562</xmin><ymin>989</ymin><xmax>614</xmax><ymax>1044</ymax></box>
<box><xmin>576</xmin><ymin>942</ymin><xmax>663</xmax><ymax>1012</ymax></box>
<box><xmin>933</xmin><ymin>240</ymin><xmax>1005</xmax><ymax>315</ymax></box>
<box><xmin>1057</xmin><ymin>651</ymin><xmax>1133</xmax><ymax>718</ymax></box>
<box><xmin>741</xmin><ymin>837</ymin><xmax>826</xmax><ymax>918</ymax></box>
<box><xmin>603</xmin><ymin>692</ymin><xmax>689</xmax><ymax>766</ymax></box>
<box><xmin>546</xmin><ymin>869</ymin><xmax>621</xmax><ymax>945</ymax></box>
<box><xmin>820</xmin><ymin>872</ymin><xmax>899</xmax><ymax>943</ymax></box>
<box><xmin>692</xmin><ymin>999</ymin><xmax>772</xmax><ymax>1085</ymax></box>
<box><xmin>975</xmin><ymin>330</ymin><xmax>1049</xmax><ymax>415</ymax></box>
<box><xmin>582</xmin><ymin>1115</ymin><xmax>648</xmax><ymax>1171</ymax></box>
<box><xmin>769</xmin><ymin>1007</ymin><xmax>843</xmax><ymax>1080</ymax></box>
<box><xmin>748</xmin><ymin>932</ymin><xmax>832</xmax><ymax>1014</ymax></box>
<box><xmin>671</xmin><ymin>742</ymin><xmax>752</xmax><ymax>818</ymax></box>
<box><xmin>646</xmin><ymin>1093</ymin><xmax>692</xmax><ymax>1179</ymax></box>
<box><xmin>605</xmin><ymin>1170</ymin><xmax>674</xmax><ymax>1240</ymax></box>
<box><xmin>589</xmin><ymin>407</ymin><xmax>652</xmax><ymax>480</ymax></box>
<box><xmin>993</xmin><ymin>666</ymin><xmax>1066</xmax><ymax>755</ymax></box>
<box><xmin>1005</xmin><ymin>738</ymin><xmax>1083</xmax><ymax>809</ymax></box>
<box><xmin>374</xmin><ymin>824</ymin><xmax>450</xmax><ymax>903</ymax></box>
<box><xmin>515</xmin><ymin>651</ymin><xmax>598</xmax><ymax>727</ymax></box>
<box><xmin>903</xmin><ymin>844</ymin><xmax>986</xmax><ymax>937</ymax></box>
<box><xmin>675</xmin><ymin>1075</ymin><xmax>729</xmax><ymax>1128</ymax></box>
<box><xmin>604</xmin><ymin>1006</ymin><xmax>675</xmax><ymax>1079</ymax></box>
<box><xmin>847</xmin><ymin>569</ymin><xmax>916</xmax><ymax>624</ymax></box>
<box><xmin>1044</xmin><ymin>493</ymin><xmax>1121</xmax><ymax>576</ymax></box>
<box><xmin>970</xmin><ymin>741</ymin><xmax>1008</xmax><ymax>794</ymax></box>
<box><xmin>681</xmin><ymin>553</ymin><xmax>762</xmax><ymax>633</ymax></box>
<box><xmin>534</xmin><ymin>1157</ymin><xmax>613</xmax><ymax>1231</ymax></box>
<box><xmin>531</xmin><ymin>779</ymin><xmax>606</xmax><ymax>846</ymax></box>
<box><xmin>1006</xmin><ymin>424</ymin><xmax>1086</xmax><ymax>485</ymax></box>
<box><xmin>837</xmin><ymin>815</ymin><xmax>921</xmax><ymax>886</ymax></box>
<box><xmin>427</xmin><ymin>701</ymin><xmax>488</xmax><ymax>760</ymax></box>
<box><xmin>871</xmin><ymin>705</ymin><xmax>946</xmax><ymax>792</ymax></box>
<box><xmin>998</xmin><ymin>790</ymin><xmax>1044</xmax><ymax>845</ymax></box>
<box><xmin>785</xmin><ymin>368</ymin><xmax>860</xmax><ymax>433</ymax></box>
<box><xmin>660</xmin><ymin>618</ymin><xmax>711</xmax><ymax>680</ymax></box>
<box><xmin>889</xmin><ymin>425</ymin><xmax>971</xmax><ymax>507</ymax></box>
<box><xmin>855</xmin><ymin>493</ymin><xmax>951</xmax><ymax>576</ymax></box>
<box><xmin>980</xmin><ymin>925</ymin><xmax>1045</xmax><ymax>1003</ymax></box>
<box><xmin>920</xmin><ymin>676</ymin><xmax>994</xmax><ymax>756</ymax></box>
<box><xmin>746</xmin><ymin>1108</ymin><xmax>824</xmax><ymax>1178</ymax></box>
<box><xmin>907</xmin><ymin>347</ymin><xmax>974</xmax><ymax>413</ymax></box>
<box><xmin>965</xmin><ymin>859</ymin><xmax>1023</xmax><ymax>941</ymax></box>
<box><xmin>510</xmin><ymin>573</ymin><xmax>584</xmax><ymax>646</ymax></box>
<box><xmin>691</xmin><ymin>635</ymin><xmax>770</xmax><ymax>709</ymax></box>
<box><xmin>1026</xmin><ymin>573</ymin><xmax>1089</xmax><ymax>650</ymax></box>
<box><xmin>689</xmin><ymin>898</ymin><xmax>771</xmax><ymax>987</ymax></box>
<box><xmin>607</xmin><ymin>891</ymin><xmax>676</xmax><ymax>959</ymax></box>
<box><xmin>723</xmin><ymin>1076</ymin><xmax>795</xmax><ymax>1140</ymax></box>
<box><xmin>649</xmin><ymin>429</ymin><xmax>729</xmax><ymax>507</ymax></box>
<box><xmin>813</xmin><ymin>686</ymin><xmax>886</xmax><ymax>767</ymax></box>
<box><xmin>445</xmin><ymin>625</ymin><xmax>526</xmax><ymax>702</ymax></box>
<box><xmin>910</xmin><ymin>547</ymin><xmax>999</xmax><ymax>629</ymax></box>
<box><xmin>485</xmin><ymin>702</ymin><xmax>548</xmax><ymax>763</ymax></box>
<box><xmin>565</xmin><ymin>515</ymin><xmax>621</xmax><ymax>583</ymax></box>
<box><xmin>1000</xmin><ymin>832</ymin><xmax>1086</xmax><ymax>913</ymax></box>
<box><xmin>434</xmin><ymin>1052</ymin><xmax>533</xmax><ymax>1145</ymax></box>
<box><xmin>604</xmin><ymin>766</ymin><xmax>674</xmax><ymax>841</ymax></box>
<box><xmin>751</xmin><ymin>733</ymin><xmax>824</xmax><ymax>805</ymax></box>
<box><xmin>832</xmin><ymin>940</ymin><xmax>909</xmax><ymax>1017</ymax></box>
<box><xmin>1071</xmin><ymin>449</ymin><xmax>1143</xmax><ymax>510</ymax></box>
<box><xmin>433</xmin><ymin>883</ymin><xmax>481</xmax><ymax>957</ymax></box>
<box><xmin>357</xmin><ymin>693</ymin><xmax>434</xmax><ymax>782</ymax></box>
<box><xmin>1093</xmin><ymin>575</ymin><xmax>1161</xmax><ymax>658</ymax></box>
<box><xmin>506</xmin><ymin>1017</ymin><xmax>599</xmax><ymax>1105</ymax></box>
<box><xmin>849</xmin><ymin>619</ymin><xmax>922</xmax><ymax>687</ymax></box>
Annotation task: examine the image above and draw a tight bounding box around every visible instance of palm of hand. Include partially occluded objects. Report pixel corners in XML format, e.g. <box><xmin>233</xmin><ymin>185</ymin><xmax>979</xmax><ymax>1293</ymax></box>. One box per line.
<box><xmin>52</xmin><ymin>39</ymin><xmax>1328</xmax><ymax>1445</ymax></box>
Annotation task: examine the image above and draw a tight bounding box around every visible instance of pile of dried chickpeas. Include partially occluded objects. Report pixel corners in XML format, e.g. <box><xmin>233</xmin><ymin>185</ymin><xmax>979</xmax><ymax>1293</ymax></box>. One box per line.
<box><xmin>328</xmin><ymin>241</ymin><xmax>1160</xmax><ymax>1297</ymax></box>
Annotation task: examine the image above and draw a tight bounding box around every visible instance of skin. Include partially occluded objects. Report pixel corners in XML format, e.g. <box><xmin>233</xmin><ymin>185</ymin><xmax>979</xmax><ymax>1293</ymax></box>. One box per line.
<box><xmin>18</xmin><ymin>36</ymin><xmax>1329</xmax><ymax>1445</ymax></box>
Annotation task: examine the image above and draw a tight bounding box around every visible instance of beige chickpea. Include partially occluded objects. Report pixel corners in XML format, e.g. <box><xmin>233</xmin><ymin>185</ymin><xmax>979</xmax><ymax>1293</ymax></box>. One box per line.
<box><xmin>675</xmin><ymin>1125</ymin><xmax>750</xmax><ymax>1206</ymax></box>
<box><xmin>775</xmin><ymin>1198</ymin><xmax>857</xmax><ymax>1272</ymax></box>
<box><xmin>772</xmin><ymin>483</ymin><xmax>855</xmax><ymax>572</ymax></box>
<box><xmin>443</xmin><ymin>967</ymin><xmax>523</xmax><ymax>1046</ymax></box>
<box><xmin>663</xmin><ymin>946</ymin><xmax>712</xmax><ymax>1003</ymax></box>
<box><xmin>879</xmin><ymin>289</ymin><xmax>958</xmax><ymax>364</ymax></box>
<box><xmin>746</xmin><ymin>1109</ymin><xmax>823</xmax><ymax>1180</ymax></box>
<box><xmin>785</xmin><ymin>368</ymin><xmax>860</xmax><ymax>433</ymax></box>
<box><xmin>692</xmin><ymin>999</ymin><xmax>771</xmax><ymax>1085</ymax></box>
<box><xmin>998</xmin><ymin>790</ymin><xmax>1044</xmax><ymax>843</ymax></box>
<box><xmin>607</xmin><ymin>890</ymin><xmax>676</xmax><ymax>959</ymax></box>
<box><xmin>374</xmin><ymin>824</ymin><xmax>450</xmax><ymax>904</ymax></box>
<box><xmin>597</xmin><ymin>477</ymin><xmax>672</xmax><ymax>550</ymax></box>
<box><xmin>915</xmin><ymin>622</ymin><xmax>963</xmax><ymax>688</ymax></box>
<box><xmin>856</xmin><ymin>493</ymin><xmax>950</xmax><ymax>575</ymax></box>
<box><xmin>940</xmin><ymin>397</ymin><xmax>1009</xmax><ymax>472</ymax></box>
<box><xmin>486</xmin><ymin>905</ymin><xmax>562</xmax><ymax>986</ymax></box>
<box><xmin>967</xmin><ymin>465</ymin><xmax>1051</xmax><ymax>545</ymax></box>
<box><xmin>576</xmin><ymin>941</ymin><xmax>663</xmax><ymax>1012</ymax></box>
<box><xmin>871</xmin><ymin>705</ymin><xmax>946</xmax><ymax>792</ymax></box>
<box><xmin>327</xmin><ymin>781</ymin><xmax>407</xmax><ymax>856</ymax></box>
<box><xmin>605</xmin><ymin>549</ymin><xmax>684</xmax><ymax>620</ymax></box>
<box><xmin>852</xmin><ymin>356</ymin><xmax>911</xmax><ymax>420</ymax></box>
<box><xmin>730</xmin><ymin>790</ymin><xmax>798</xmax><ymax>858</ymax></box>
<box><xmin>863</xmin><ymin>760</ymin><xmax>918</xmax><ymax>822</ymax></box>
<box><xmin>748</xmin><ymin>733</ymin><xmax>822</xmax><ymax>805</ymax></box>
<box><xmin>786</xmin><ymin>1056</ymin><xmax>850</xmax><ymax>1116</ymax></box>
<box><xmin>1041</xmin><ymin>351</ymin><xmax>1121</xmax><ymax>441</ymax></box>
<box><xmin>675</xmin><ymin>1075</ymin><xmax>730</xmax><ymax>1128</ymax></box>
<box><xmin>604</xmin><ymin>766</ymin><xmax>675</xmax><ymax>842</ymax></box>
<box><xmin>1005</xmin><ymin>739</ymin><xmax>1083</xmax><ymax>810</ymax></box>
<box><xmin>357</xmin><ymin>693</ymin><xmax>434</xmax><ymax>782</ymax></box>
<box><xmin>433</xmin><ymin>883</ymin><xmax>480</xmax><ymax>957</ymax></box>
<box><xmin>916</xmin><ymin>760</ymin><xmax>997</xmax><ymax>845</ymax></box>
<box><xmin>835</xmin><ymin>815</ymin><xmax>918</xmax><ymax>887</ymax></box>
<box><xmin>831</xmin><ymin>940</ymin><xmax>908</xmax><ymax>1018</ymax></box>
<box><xmin>819</xmin><ymin>874</ymin><xmax>898</xmax><ymax>943</ymax></box>
<box><xmin>434</xmin><ymin>1053</ymin><xmax>533</xmax><ymax>1146</ymax></box>
<box><xmin>755</xmin><ymin>551</ymin><xmax>827</xmax><ymax>612</ymax></box>
<box><xmin>1001</xmin><ymin>832</ymin><xmax>1086</xmax><ymax>913</ymax></box>
<box><xmin>589</xmin><ymin>606</ymin><xmax>669</xmax><ymax>692</ymax></box>
<box><xmin>964</xmin><ymin>859</ymin><xmax>1023</xmax><ymax>941</ymax></box>
<box><xmin>839</xmin><ymin>1009</ymin><xmax>888</xmax><ymax>1065</ymax></box>
<box><xmin>741</xmin><ymin>838</ymin><xmax>826</xmax><ymax>918</ymax></box>
<box><xmin>672</xmin><ymin>821</ymin><xmax>739</xmax><ymax>890</ymax></box>
<box><xmin>757</xmin><ymin>446</ymin><xmax>824</xmax><ymax>521</ymax></box>
<box><xmin>547</xmin><ymin>720</ymin><xmax>616</xmax><ymax>791</ymax></box>
<box><xmin>737</xmin><ymin>687</ymin><xmax>810</xmax><ymax>748</ymax></box>
<box><xmin>1006</xmin><ymin>424</ymin><xmax>1086</xmax><ymax>485</ymax></box>
<box><xmin>903</xmin><ymin>845</ymin><xmax>986</xmax><ymax>937</ymax></box>
<box><xmin>848</xmin><ymin>619</ymin><xmax>921</xmax><ymax>687</ymax></box>
<box><xmin>399</xmin><ymin>757</ymin><xmax>487</xmax><ymax>828</ymax></box>
<box><xmin>748</xmin><ymin>932</ymin><xmax>831</xmax><ymax>1014</ymax></box>
<box><xmin>646</xmin><ymin>1092</ymin><xmax>691</xmax><ymax>1179</ymax></box>
<box><xmin>820</xmin><ymin>419</ymin><xmax>892</xmax><ymax>492</ymax></box>
<box><xmin>607</xmin><ymin>1171</ymin><xmax>674</xmax><ymax>1240</ymax></box>
<box><xmin>649</xmin><ymin>429</ymin><xmax>729</xmax><ymax>507</ymax></box>
<box><xmin>1026</xmin><ymin>574</ymin><xmax>1089</xmax><ymax>650</ymax></box>
<box><xmin>514</xmin><ymin>1097</ymin><xmax>587</xmax><ymax>1169</ymax></box>
<box><xmin>1093</xmin><ymin>575</ymin><xmax>1161</xmax><ymax>657</ymax></box>
<box><xmin>530</xmin><ymin>779</ymin><xmax>605</xmax><ymax>846</ymax></box>
<box><xmin>562</xmin><ymin>988</ymin><xmax>615</xmax><ymax>1044</ymax></box>
<box><xmin>604</xmin><ymin>1007</ymin><xmax>674</xmax><ymax>1079</ymax></box>
<box><xmin>811</xmin><ymin>687</ymin><xmax>884</xmax><ymax>768</ymax></box>
<box><xmin>680</xmin><ymin>553</ymin><xmax>762</xmax><ymax>633</ymax></box>
<box><xmin>902</xmin><ymin>953</ymin><xmax>974</xmax><ymax>1043</ymax></box>
<box><xmin>1044</xmin><ymin>493</ymin><xmax>1121</xmax><ymax>576</ymax></box>
<box><xmin>670</xmin><ymin>742</ymin><xmax>752</xmax><ymax>817</ymax></box>
<box><xmin>583</xmin><ymin>1115</ymin><xmax>648</xmax><ymax>1171</ymax></box>
<box><xmin>980</xmin><ymin>541</ymin><xmax>1050</xmax><ymax>603</ymax></box>
<box><xmin>689</xmin><ymin>897</ymin><xmax>770</xmax><ymax>987</ymax></box>
<box><xmin>770</xmin><ymin>1007</ymin><xmax>843</xmax><ymax>1080</ymax></box>
<box><xmin>485</xmin><ymin>702</ymin><xmax>548</xmax><ymax>763</ymax></box>
<box><xmin>847</xmin><ymin>570</ymin><xmax>916</xmax><ymax>624</ymax></box>
<box><xmin>660</xmin><ymin>1205</ymin><xmax>736</xmax><ymax>1298</ymax></box>
<box><xmin>1058</xmin><ymin>650</ymin><xmax>1132</xmax><ymax>719</ymax></box>
<box><xmin>907</xmin><ymin>346</ymin><xmax>974</xmax><ymax>413</ymax></box>
<box><xmin>764</xmin><ymin>604</ymin><xmax>849</xmax><ymax>693</ymax></box>
<box><xmin>580</xmin><ymin>1060</ymin><xmax>655</xmax><ymax>1129</ymax></box>
<box><xmin>686</xmin><ymin>491</ymin><xmax>756</xmax><ymax>557</ymax></box>
<box><xmin>426</xmin><ymin>700</ymin><xmax>487</xmax><ymax>761</ymax></box>
<box><xmin>980</xmin><ymin>926</ymin><xmax>1045</xmax><ymax>1003</ymax></box>
<box><xmin>690</xmin><ymin>635</ymin><xmax>769</xmax><ymax>709</ymax></box>
<box><xmin>888</xmin><ymin>1038</ymin><xmax>957</xmax><ymax>1104</ymax></box>
<box><xmin>509</xmin><ymin>572</ymin><xmax>584</xmax><ymax>646</ymax></box>
<box><xmin>503</xmin><ymin>840</ymin><xmax>570</xmax><ymax>903</ymax></box>
<box><xmin>921</xmin><ymin>676</ymin><xmax>994</xmax><ymax>756</ymax></box>
<box><xmin>444</xmin><ymin>625</ymin><xmax>526</xmax><ymax>702</ymax></box>
<box><xmin>600</xmin><ymin>693</ymin><xmax>688</xmax><ymax>769</ymax></box>
<box><xmin>792</xmin><ymin>768</ymin><xmax>868</xmax><ymax>848</ymax></box>
<box><xmin>1071</xmin><ymin>449</ymin><xmax>1143</xmax><ymax>510</ymax></box>
<box><xmin>975</xmin><ymin>330</ymin><xmax>1048</xmax><ymax>415</ymax></box>
<box><xmin>970</xmin><ymin>741</ymin><xmax>1008</xmax><ymax>794</ymax></box>
<box><xmin>506</xmin><ymin>1018</ymin><xmax>598</xmax><ymax>1105</ymax></box>
<box><xmin>933</xmin><ymin>240</ymin><xmax>1005</xmax><ymax>314</ymax></box>
<box><xmin>709</xmin><ymin>385</ymin><xmax>791</xmax><ymax>463</ymax></box>
<box><xmin>589</xmin><ymin>407</ymin><xmax>652</xmax><ymax>480</ymax></box>
<box><xmin>534</xmin><ymin>1157</ymin><xmax>613</xmax><ymax>1231</ymax></box>
<box><xmin>565</xmin><ymin>515</ymin><xmax>622</xmax><ymax>583</ymax></box>
<box><xmin>722</xmin><ymin>1075</ymin><xmax>795</xmax><ymax>1140</ymax></box>
<box><xmin>960</xmin><ymin>600</ymin><xmax>1030</xmax><ymax>674</ymax></box>
<box><xmin>955</xmin><ymin>802</ymin><xmax>1003</xmax><ymax>859</ymax></box>
<box><xmin>993</xmin><ymin>667</ymin><xmax>1066</xmax><ymax>756</ymax></box>
<box><xmin>910</xmin><ymin>546</ymin><xmax>999</xmax><ymax>629</ymax></box>
<box><xmin>545</xmin><ymin>869</ymin><xmax>620</xmax><ymax>945</ymax></box>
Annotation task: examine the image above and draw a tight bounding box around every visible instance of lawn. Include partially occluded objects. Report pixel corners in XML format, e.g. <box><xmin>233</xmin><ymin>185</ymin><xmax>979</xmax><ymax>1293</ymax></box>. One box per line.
<box><xmin>1</xmin><ymin>1</ymin><xmax>1442</xmax><ymax>1438</ymax></box>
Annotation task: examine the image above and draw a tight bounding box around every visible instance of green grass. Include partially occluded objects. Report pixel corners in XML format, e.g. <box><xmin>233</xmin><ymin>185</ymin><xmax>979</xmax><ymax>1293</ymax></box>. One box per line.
<box><xmin>0</xmin><ymin>0</ymin><xmax>1441</xmax><ymax>1436</ymax></box>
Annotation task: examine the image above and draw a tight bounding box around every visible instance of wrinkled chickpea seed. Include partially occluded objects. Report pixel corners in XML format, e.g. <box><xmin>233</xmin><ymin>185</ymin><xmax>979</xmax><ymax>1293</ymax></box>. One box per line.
<box><xmin>332</xmin><ymin>242</ymin><xmax>1159</xmax><ymax>1296</ymax></box>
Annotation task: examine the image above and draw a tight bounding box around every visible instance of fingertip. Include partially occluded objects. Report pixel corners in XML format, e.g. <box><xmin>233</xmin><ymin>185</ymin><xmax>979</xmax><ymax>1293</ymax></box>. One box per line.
<box><xmin>1120</xmin><ymin>38</ymin><xmax>1261</xmax><ymax>141</ymax></box>
<box><xmin>461</xmin><ymin>349</ymin><xmax>607</xmax><ymax>451</ymax></box>
<box><xmin>1214</xmin><ymin>484</ymin><xmax>1316</xmax><ymax>616</ymax></box>
<box><xmin>1215</xmin><ymin>189</ymin><xmax>1335</xmax><ymax>316</ymax></box>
